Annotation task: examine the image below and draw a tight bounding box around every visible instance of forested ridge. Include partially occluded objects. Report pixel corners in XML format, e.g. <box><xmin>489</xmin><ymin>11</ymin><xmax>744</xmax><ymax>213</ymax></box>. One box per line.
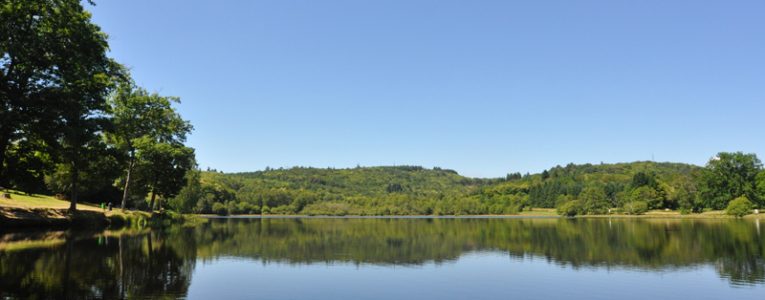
<box><xmin>171</xmin><ymin>156</ymin><xmax>765</xmax><ymax>216</ymax></box>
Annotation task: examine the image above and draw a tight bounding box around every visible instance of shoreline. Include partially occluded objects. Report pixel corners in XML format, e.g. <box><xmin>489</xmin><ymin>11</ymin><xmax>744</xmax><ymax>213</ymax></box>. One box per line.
<box><xmin>197</xmin><ymin>210</ymin><xmax>765</xmax><ymax>220</ymax></box>
<box><xmin>3</xmin><ymin>206</ymin><xmax>763</xmax><ymax>231</ymax></box>
<box><xmin>0</xmin><ymin>206</ymin><xmax>199</xmax><ymax>230</ymax></box>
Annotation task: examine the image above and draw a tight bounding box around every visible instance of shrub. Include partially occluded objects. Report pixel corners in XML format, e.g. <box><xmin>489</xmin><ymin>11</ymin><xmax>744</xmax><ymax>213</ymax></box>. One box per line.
<box><xmin>270</xmin><ymin>205</ymin><xmax>295</xmax><ymax>215</ymax></box>
<box><xmin>302</xmin><ymin>202</ymin><xmax>351</xmax><ymax>216</ymax></box>
<box><xmin>212</xmin><ymin>202</ymin><xmax>228</xmax><ymax>216</ymax></box>
<box><xmin>726</xmin><ymin>196</ymin><xmax>753</xmax><ymax>217</ymax></box>
<box><xmin>237</xmin><ymin>202</ymin><xmax>256</xmax><ymax>214</ymax></box>
<box><xmin>556</xmin><ymin>200</ymin><xmax>583</xmax><ymax>217</ymax></box>
<box><xmin>226</xmin><ymin>201</ymin><xmax>239</xmax><ymax>214</ymax></box>
<box><xmin>502</xmin><ymin>205</ymin><xmax>521</xmax><ymax>215</ymax></box>
<box><xmin>623</xmin><ymin>201</ymin><xmax>648</xmax><ymax>215</ymax></box>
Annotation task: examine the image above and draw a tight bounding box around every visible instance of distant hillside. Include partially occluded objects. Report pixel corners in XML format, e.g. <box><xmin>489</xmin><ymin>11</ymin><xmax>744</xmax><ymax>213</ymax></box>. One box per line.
<box><xmin>185</xmin><ymin>161</ymin><xmax>704</xmax><ymax>215</ymax></box>
<box><xmin>491</xmin><ymin>161</ymin><xmax>702</xmax><ymax>208</ymax></box>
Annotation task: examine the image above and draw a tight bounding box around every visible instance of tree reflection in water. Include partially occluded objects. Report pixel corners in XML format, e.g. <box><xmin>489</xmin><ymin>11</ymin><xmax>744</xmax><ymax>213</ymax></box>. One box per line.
<box><xmin>1</xmin><ymin>218</ymin><xmax>764</xmax><ymax>298</ymax></box>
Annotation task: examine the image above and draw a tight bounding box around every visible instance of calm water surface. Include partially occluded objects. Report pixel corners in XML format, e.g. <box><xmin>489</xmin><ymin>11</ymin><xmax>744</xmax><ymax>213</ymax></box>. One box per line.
<box><xmin>1</xmin><ymin>217</ymin><xmax>764</xmax><ymax>299</ymax></box>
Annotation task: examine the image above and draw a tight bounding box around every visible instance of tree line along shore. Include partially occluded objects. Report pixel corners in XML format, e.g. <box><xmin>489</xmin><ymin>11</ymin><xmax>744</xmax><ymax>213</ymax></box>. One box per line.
<box><xmin>170</xmin><ymin>155</ymin><xmax>764</xmax><ymax>218</ymax></box>
<box><xmin>2</xmin><ymin>1</ymin><xmax>765</xmax><ymax>227</ymax></box>
<box><xmin>2</xmin><ymin>154</ymin><xmax>764</xmax><ymax>228</ymax></box>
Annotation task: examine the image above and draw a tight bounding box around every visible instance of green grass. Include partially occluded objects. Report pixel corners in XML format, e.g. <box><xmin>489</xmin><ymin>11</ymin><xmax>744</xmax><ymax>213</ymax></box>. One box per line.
<box><xmin>1</xmin><ymin>189</ymin><xmax>153</xmax><ymax>226</ymax></box>
<box><xmin>0</xmin><ymin>190</ymin><xmax>101</xmax><ymax>211</ymax></box>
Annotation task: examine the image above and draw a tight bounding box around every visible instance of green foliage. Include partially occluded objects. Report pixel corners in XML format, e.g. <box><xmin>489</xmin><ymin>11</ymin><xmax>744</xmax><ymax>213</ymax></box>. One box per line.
<box><xmin>108</xmin><ymin>82</ymin><xmax>194</xmax><ymax>210</ymax></box>
<box><xmin>700</xmin><ymin>152</ymin><xmax>763</xmax><ymax>210</ymax></box>
<box><xmin>556</xmin><ymin>200</ymin><xmax>583</xmax><ymax>217</ymax></box>
<box><xmin>136</xmin><ymin>141</ymin><xmax>195</xmax><ymax>209</ymax></box>
<box><xmin>675</xmin><ymin>179</ymin><xmax>704</xmax><ymax>214</ymax></box>
<box><xmin>182</xmin><ymin>166</ymin><xmax>491</xmax><ymax>216</ymax></box>
<box><xmin>628</xmin><ymin>186</ymin><xmax>663</xmax><ymax>209</ymax></box>
<box><xmin>168</xmin><ymin>170</ymin><xmax>203</xmax><ymax>213</ymax></box>
<box><xmin>212</xmin><ymin>202</ymin><xmax>227</xmax><ymax>216</ymax></box>
<box><xmin>623</xmin><ymin>201</ymin><xmax>648</xmax><ymax>215</ymax></box>
<box><xmin>528</xmin><ymin>162</ymin><xmax>697</xmax><ymax>209</ymax></box>
<box><xmin>0</xmin><ymin>0</ymin><xmax>120</xmax><ymax>191</ymax></box>
<box><xmin>631</xmin><ymin>171</ymin><xmax>658</xmax><ymax>189</ymax></box>
<box><xmin>177</xmin><ymin>159</ymin><xmax>759</xmax><ymax>216</ymax></box>
<box><xmin>303</xmin><ymin>202</ymin><xmax>351</xmax><ymax>216</ymax></box>
<box><xmin>757</xmin><ymin>171</ymin><xmax>765</xmax><ymax>204</ymax></box>
<box><xmin>725</xmin><ymin>196</ymin><xmax>753</xmax><ymax>217</ymax></box>
<box><xmin>0</xmin><ymin>1</ymin><xmax>196</xmax><ymax>212</ymax></box>
<box><xmin>44</xmin><ymin>142</ymin><xmax>123</xmax><ymax>204</ymax></box>
<box><xmin>579</xmin><ymin>186</ymin><xmax>610</xmax><ymax>215</ymax></box>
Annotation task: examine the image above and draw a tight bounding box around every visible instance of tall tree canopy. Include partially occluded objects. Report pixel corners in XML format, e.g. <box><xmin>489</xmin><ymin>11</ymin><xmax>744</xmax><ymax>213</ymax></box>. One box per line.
<box><xmin>108</xmin><ymin>83</ymin><xmax>193</xmax><ymax>210</ymax></box>
<box><xmin>1</xmin><ymin>0</ymin><xmax>121</xmax><ymax>210</ymax></box>
<box><xmin>137</xmin><ymin>140</ymin><xmax>195</xmax><ymax>210</ymax></box>
<box><xmin>699</xmin><ymin>152</ymin><xmax>763</xmax><ymax>209</ymax></box>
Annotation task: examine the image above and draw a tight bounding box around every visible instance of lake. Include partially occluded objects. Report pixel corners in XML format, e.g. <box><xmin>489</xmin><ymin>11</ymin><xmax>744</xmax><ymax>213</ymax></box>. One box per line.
<box><xmin>1</xmin><ymin>217</ymin><xmax>764</xmax><ymax>299</ymax></box>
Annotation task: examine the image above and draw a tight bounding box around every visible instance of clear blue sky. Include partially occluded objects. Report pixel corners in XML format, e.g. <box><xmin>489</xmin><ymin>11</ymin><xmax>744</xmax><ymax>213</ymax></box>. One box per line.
<box><xmin>89</xmin><ymin>0</ymin><xmax>764</xmax><ymax>178</ymax></box>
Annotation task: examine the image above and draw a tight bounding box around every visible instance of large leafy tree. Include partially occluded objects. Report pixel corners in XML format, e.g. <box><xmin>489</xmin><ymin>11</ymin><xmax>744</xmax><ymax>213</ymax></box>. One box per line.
<box><xmin>1</xmin><ymin>0</ymin><xmax>121</xmax><ymax>210</ymax></box>
<box><xmin>3</xmin><ymin>138</ymin><xmax>52</xmax><ymax>193</ymax></box>
<box><xmin>699</xmin><ymin>152</ymin><xmax>763</xmax><ymax>209</ymax></box>
<box><xmin>578</xmin><ymin>185</ymin><xmax>609</xmax><ymax>215</ymax></box>
<box><xmin>136</xmin><ymin>140</ymin><xmax>195</xmax><ymax>210</ymax></box>
<box><xmin>108</xmin><ymin>83</ymin><xmax>192</xmax><ymax>210</ymax></box>
<box><xmin>45</xmin><ymin>139</ymin><xmax>121</xmax><ymax>202</ymax></box>
<box><xmin>168</xmin><ymin>169</ymin><xmax>203</xmax><ymax>213</ymax></box>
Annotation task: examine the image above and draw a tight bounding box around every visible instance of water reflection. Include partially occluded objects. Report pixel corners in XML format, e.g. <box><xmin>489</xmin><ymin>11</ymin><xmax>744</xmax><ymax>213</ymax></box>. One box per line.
<box><xmin>1</xmin><ymin>218</ymin><xmax>764</xmax><ymax>299</ymax></box>
<box><xmin>0</xmin><ymin>228</ymin><xmax>196</xmax><ymax>299</ymax></box>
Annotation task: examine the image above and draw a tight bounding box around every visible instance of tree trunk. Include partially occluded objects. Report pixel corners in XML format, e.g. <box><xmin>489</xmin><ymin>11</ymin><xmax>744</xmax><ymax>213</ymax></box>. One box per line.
<box><xmin>69</xmin><ymin>161</ymin><xmax>79</xmax><ymax>212</ymax></box>
<box><xmin>0</xmin><ymin>131</ymin><xmax>9</xmax><ymax>187</ymax></box>
<box><xmin>149</xmin><ymin>175</ymin><xmax>159</xmax><ymax>211</ymax></box>
<box><xmin>120</xmin><ymin>151</ymin><xmax>135</xmax><ymax>211</ymax></box>
<box><xmin>149</xmin><ymin>188</ymin><xmax>157</xmax><ymax>212</ymax></box>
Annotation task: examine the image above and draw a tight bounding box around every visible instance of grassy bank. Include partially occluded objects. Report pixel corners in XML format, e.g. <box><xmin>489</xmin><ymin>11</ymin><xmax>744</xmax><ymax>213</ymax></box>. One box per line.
<box><xmin>0</xmin><ymin>190</ymin><xmax>200</xmax><ymax>229</ymax></box>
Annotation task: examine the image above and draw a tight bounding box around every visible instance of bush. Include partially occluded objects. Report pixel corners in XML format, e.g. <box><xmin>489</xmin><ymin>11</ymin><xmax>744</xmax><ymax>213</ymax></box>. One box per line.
<box><xmin>502</xmin><ymin>205</ymin><xmax>521</xmax><ymax>215</ymax></box>
<box><xmin>622</xmin><ymin>201</ymin><xmax>648</xmax><ymax>215</ymax></box>
<box><xmin>212</xmin><ymin>202</ymin><xmax>228</xmax><ymax>216</ymax></box>
<box><xmin>226</xmin><ymin>201</ymin><xmax>239</xmax><ymax>214</ymax></box>
<box><xmin>269</xmin><ymin>205</ymin><xmax>295</xmax><ymax>215</ymax></box>
<box><xmin>301</xmin><ymin>202</ymin><xmax>351</xmax><ymax>216</ymax></box>
<box><xmin>556</xmin><ymin>200</ymin><xmax>583</xmax><ymax>217</ymax></box>
<box><xmin>237</xmin><ymin>202</ymin><xmax>256</xmax><ymax>214</ymax></box>
<box><xmin>726</xmin><ymin>196</ymin><xmax>753</xmax><ymax>217</ymax></box>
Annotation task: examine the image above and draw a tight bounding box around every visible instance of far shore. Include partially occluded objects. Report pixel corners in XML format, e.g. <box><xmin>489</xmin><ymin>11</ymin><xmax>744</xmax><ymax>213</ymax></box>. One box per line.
<box><xmin>197</xmin><ymin>209</ymin><xmax>765</xmax><ymax>220</ymax></box>
<box><xmin>3</xmin><ymin>190</ymin><xmax>764</xmax><ymax>231</ymax></box>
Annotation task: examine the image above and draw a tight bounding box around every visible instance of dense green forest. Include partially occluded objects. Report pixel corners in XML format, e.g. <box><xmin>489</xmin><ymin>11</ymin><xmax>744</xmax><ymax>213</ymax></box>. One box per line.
<box><xmin>169</xmin><ymin>153</ymin><xmax>765</xmax><ymax>216</ymax></box>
